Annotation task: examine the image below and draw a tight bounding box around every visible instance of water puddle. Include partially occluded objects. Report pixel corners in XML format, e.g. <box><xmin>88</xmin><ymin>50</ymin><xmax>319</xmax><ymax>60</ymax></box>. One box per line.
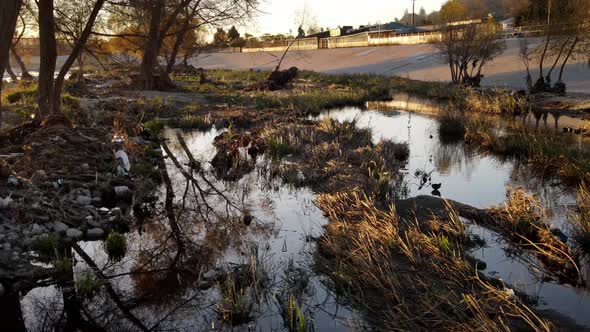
<box><xmin>13</xmin><ymin>100</ymin><xmax>590</xmax><ymax>330</ymax></box>
<box><xmin>18</xmin><ymin>127</ymin><xmax>361</xmax><ymax>331</ymax></box>
<box><xmin>317</xmin><ymin>105</ymin><xmax>590</xmax><ymax>327</ymax></box>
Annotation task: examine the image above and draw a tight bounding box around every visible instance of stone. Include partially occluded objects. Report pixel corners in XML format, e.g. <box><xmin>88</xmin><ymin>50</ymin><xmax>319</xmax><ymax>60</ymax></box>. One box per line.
<box><xmin>75</xmin><ymin>195</ymin><xmax>92</xmax><ymax>206</ymax></box>
<box><xmin>81</xmin><ymin>163</ymin><xmax>90</xmax><ymax>170</ymax></box>
<box><xmin>202</xmin><ymin>270</ymin><xmax>219</xmax><ymax>281</ymax></box>
<box><xmin>53</xmin><ymin>221</ymin><xmax>69</xmax><ymax>233</ymax></box>
<box><xmin>66</xmin><ymin>228</ymin><xmax>83</xmax><ymax>239</ymax></box>
<box><xmin>86</xmin><ymin>228</ymin><xmax>105</xmax><ymax>239</ymax></box>
<box><xmin>114</xmin><ymin>186</ymin><xmax>132</xmax><ymax>199</ymax></box>
<box><xmin>109</xmin><ymin>207</ymin><xmax>123</xmax><ymax>221</ymax></box>
<box><xmin>31</xmin><ymin>223</ymin><xmax>44</xmax><ymax>235</ymax></box>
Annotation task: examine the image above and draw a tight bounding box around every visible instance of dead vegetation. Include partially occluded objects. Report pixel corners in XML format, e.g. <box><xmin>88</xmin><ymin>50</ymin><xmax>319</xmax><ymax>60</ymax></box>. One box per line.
<box><xmin>315</xmin><ymin>190</ymin><xmax>551</xmax><ymax>331</ymax></box>
<box><xmin>486</xmin><ymin>188</ymin><xmax>583</xmax><ymax>285</ymax></box>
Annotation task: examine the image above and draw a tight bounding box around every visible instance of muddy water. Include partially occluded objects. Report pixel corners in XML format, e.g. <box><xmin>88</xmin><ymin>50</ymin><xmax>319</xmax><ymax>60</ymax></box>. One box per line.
<box><xmin>318</xmin><ymin>105</ymin><xmax>590</xmax><ymax>327</ymax></box>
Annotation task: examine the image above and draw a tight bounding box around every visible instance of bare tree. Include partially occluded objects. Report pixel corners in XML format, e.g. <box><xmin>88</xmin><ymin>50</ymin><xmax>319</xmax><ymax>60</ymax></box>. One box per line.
<box><xmin>0</xmin><ymin>0</ymin><xmax>23</xmax><ymax>129</ymax></box>
<box><xmin>11</xmin><ymin>10</ymin><xmax>34</xmax><ymax>80</ymax></box>
<box><xmin>120</xmin><ymin>0</ymin><xmax>259</xmax><ymax>90</ymax></box>
<box><xmin>437</xmin><ymin>21</ymin><xmax>506</xmax><ymax>87</ymax></box>
<box><xmin>37</xmin><ymin>0</ymin><xmax>105</xmax><ymax>122</ymax></box>
<box><xmin>55</xmin><ymin>0</ymin><xmax>105</xmax><ymax>83</ymax></box>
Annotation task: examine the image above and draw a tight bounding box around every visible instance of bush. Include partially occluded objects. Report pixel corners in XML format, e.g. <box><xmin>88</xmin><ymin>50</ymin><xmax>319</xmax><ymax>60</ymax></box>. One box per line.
<box><xmin>104</xmin><ymin>231</ymin><xmax>127</xmax><ymax>261</ymax></box>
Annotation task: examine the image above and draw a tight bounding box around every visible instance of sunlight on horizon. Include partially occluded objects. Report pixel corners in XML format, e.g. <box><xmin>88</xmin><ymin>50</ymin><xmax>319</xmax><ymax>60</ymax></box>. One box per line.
<box><xmin>247</xmin><ymin>0</ymin><xmax>446</xmax><ymax>35</ymax></box>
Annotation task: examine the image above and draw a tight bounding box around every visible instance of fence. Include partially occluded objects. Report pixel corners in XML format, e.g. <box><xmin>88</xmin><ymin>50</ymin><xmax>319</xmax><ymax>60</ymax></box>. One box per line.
<box><xmin>239</xmin><ymin>30</ymin><xmax>444</xmax><ymax>52</ymax></box>
<box><xmin>368</xmin><ymin>31</ymin><xmax>442</xmax><ymax>46</ymax></box>
<box><xmin>242</xmin><ymin>37</ymin><xmax>318</xmax><ymax>53</ymax></box>
<box><xmin>326</xmin><ymin>32</ymin><xmax>370</xmax><ymax>48</ymax></box>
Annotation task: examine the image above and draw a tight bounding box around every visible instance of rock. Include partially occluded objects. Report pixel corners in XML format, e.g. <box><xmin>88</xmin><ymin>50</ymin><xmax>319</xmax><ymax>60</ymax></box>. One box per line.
<box><xmin>75</xmin><ymin>195</ymin><xmax>92</xmax><ymax>206</ymax></box>
<box><xmin>53</xmin><ymin>221</ymin><xmax>69</xmax><ymax>233</ymax></box>
<box><xmin>4</xmin><ymin>243</ymin><xmax>11</xmax><ymax>251</ymax></box>
<box><xmin>0</xmin><ymin>195</ymin><xmax>13</xmax><ymax>209</ymax></box>
<box><xmin>31</xmin><ymin>223</ymin><xmax>44</xmax><ymax>235</ymax></box>
<box><xmin>66</xmin><ymin>228</ymin><xmax>83</xmax><ymax>239</ymax></box>
<box><xmin>114</xmin><ymin>186</ymin><xmax>132</xmax><ymax>200</ymax></box>
<box><xmin>7</xmin><ymin>175</ymin><xmax>19</xmax><ymax>187</ymax></box>
<box><xmin>202</xmin><ymin>270</ymin><xmax>219</xmax><ymax>281</ymax></box>
<box><xmin>110</xmin><ymin>207</ymin><xmax>122</xmax><ymax>220</ymax></box>
<box><xmin>98</xmin><ymin>207</ymin><xmax>110</xmax><ymax>214</ymax></box>
<box><xmin>86</xmin><ymin>228</ymin><xmax>105</xmax><ymax>239</ymax></box>
<box><xmin>35</xmin><ymin>170</ymin><xmax>47</xmax><ymax>178</ymax></box>
<box><xmin>81</xmin><ymin>163</ymin><xmax>90</xmax><ymax>170</ymax></box>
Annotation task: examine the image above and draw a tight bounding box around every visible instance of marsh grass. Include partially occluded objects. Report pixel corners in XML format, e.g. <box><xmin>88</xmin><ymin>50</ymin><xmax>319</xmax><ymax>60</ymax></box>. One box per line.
<box><xmin>216</xmin><ymin>253</ymin><xmax>269</xmax><ymax>327</ymax></box>
<box><xmin>375</xmin><ymin>139</ymin><xmax>409</xmax><ymax>165</ymax></box>
<box><xmin>318</xmin><ymin>117</ymin><xmax>372</xmax><ymax>146</ymax></box>
<box><xmin>315</xmin><ymin>190</ymin><xmax>550</xmax><ymax>331</ymax></box>
<box><xmin>104</xmin><ymin>231</ymin><xmax>127</xmax><ymax>261</ymax></box>
<box><xmin>465</xmin><ymin>116</ymin><xmax>590</xmax><ymax>185</ymax></box>
<box><xmin>487</xmin><ymin>188</ymin><xmax>582</xmax><ymax>284</ymax></box>
<box><xmin>457</xmin><ymin>88</ymin><xmax>528</xmax><ymax>115</ymax></box>
<box><xmin>569</xmin><ymin>183</ymin><xmax>590</xmax><ymax>254</ymax></box>
<box><xmin>76</xmin><ymin>272</ymin><xmax>102</xmax><ymax>298</ymax></box>
<box><xmin>438</xmin><ymin>109</ymin><xmax>466</xmax><ymax>144</ymax></box>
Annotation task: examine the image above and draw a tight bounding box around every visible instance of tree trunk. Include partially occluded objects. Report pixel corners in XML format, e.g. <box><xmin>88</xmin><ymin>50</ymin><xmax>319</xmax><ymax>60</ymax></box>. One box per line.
<box><xmin>10</xmin><ymin>46</ymin><xmax>32</xmax><ymax>80</ymax></box>
<box><xmin>166</xmin><ymin>27</ymin><xmax>188</xmax><ymax>74</ymax></box>
<box><xmin>76</xmin><ymin>53</ymin><xmax>85</xmax><ymax>84</ymax></box>
<box><xmin>546</xmin><ymin>36</ymin><xmax>570</xmax><ymax>82</ymax></box>
<box><xmin>37</xmin><ymin>0</ymin><xmax>58</xmax><ymax>118</ymax></box>
<box><xmin>140</xmin><ymin>0</ymin><xmax>165</xmax><ymax>90</ymax></box>
<box><xmin>0</xmin><ymin>0</ymin><xmax>23</xmax><ymax>129</ymax></box>
<box><xmin>51</xmin><ymin>0</ymin><xmax>104</xmax><ymax>120</ymax></box>
<box><xmin>557</xmin><ymin>37</ymin><xmax>579</xmax><ymax>83</ymax></box>
<box><xmin>5</xmin><ymin>60</ymin><xmax>18</xmax><ymax>81</ymax></box>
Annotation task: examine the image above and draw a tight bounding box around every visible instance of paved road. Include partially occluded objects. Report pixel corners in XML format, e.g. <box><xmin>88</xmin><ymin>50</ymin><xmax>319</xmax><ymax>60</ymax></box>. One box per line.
<box><xmin>193</xmin><ymin>39</ymin><xmax>590</xmax><ymax>93</ymax></box>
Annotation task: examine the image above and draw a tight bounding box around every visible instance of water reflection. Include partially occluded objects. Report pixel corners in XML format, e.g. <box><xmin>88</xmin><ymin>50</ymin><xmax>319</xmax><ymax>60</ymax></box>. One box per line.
<box><xmin>18</xmin><ymin>127</ymin><xmax>360</xmax><ymax>331</ymax></box>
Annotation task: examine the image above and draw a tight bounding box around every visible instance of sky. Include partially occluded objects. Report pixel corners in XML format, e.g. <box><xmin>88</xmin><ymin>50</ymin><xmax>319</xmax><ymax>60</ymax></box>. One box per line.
<box><xmin>247</xmin><ymin>0</ymin><xmax>447</xmax><ymax>36</ymax></box>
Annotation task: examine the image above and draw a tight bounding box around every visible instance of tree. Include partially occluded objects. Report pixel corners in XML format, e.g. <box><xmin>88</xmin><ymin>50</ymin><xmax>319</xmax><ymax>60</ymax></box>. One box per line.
<box><xmin>518</xmin><ymin>0</ymin><xmax>590</xmax><ymax>94</ymax></box>
<box><xmin>55</xmin><ymin>0</ymin><xmax>106</xmax><ymax>83</ymax></box>
<box><xmin>213</xmin><ymin>28</ymin><xmax>228</xmax><ymax>46</ymax></box>
<box><xmin>419</xmin><ymin>7</ymin><xmax>427</xmax><ymax>17</ymax></box>
<box><xmin>436</xmin><ymin>20</ymin><xmax>506</xmax><ymax>86</ymax></box>
<box><xmin>0</xmin><ymin>0</ymin><xmax>23</xmax><ymax>129</ymax></box>
<box><xmin>37</xmin><ymin>0</ymin><xmax>105</xmax><ymax>121</ymax></box>
<box><xmin>438</xmin><ymin>0</ymin><xmax>467</xmax><ymax>23</ymax></box>
<box><xmin>297</xmin><ymin>25</ymin><xmax>305</xmax><ymax>38</ymax></box>
<box><xmin>227</xmin><ymin>25</ymin><xmax>240</xmax><ymax>41</ymax></box>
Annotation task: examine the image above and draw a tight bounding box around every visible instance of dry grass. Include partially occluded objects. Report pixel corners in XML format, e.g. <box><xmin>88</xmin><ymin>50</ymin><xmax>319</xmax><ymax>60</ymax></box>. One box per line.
<box><xmin>487</xmin><ymin>188</ymin><xmax>582</xmax><ymax>284</ymax></box>
<box><xmin>315</xmin><ymin>190</ymin><xmax>551</xmax><ymax>331</ymax></box>
<box><xmin>569</xmin><ymin>182</ymin><xmax>590</xmax><ymax>254</ymax></box>
<box><xmin>458</xmin><ymin>88</ymin><xmax>528</xmax><ymax>115</ymax></box>
<box><xmin>465</xmin><ymin>116</ymin><xmax>590</xmax><ymax>186</ymax></box>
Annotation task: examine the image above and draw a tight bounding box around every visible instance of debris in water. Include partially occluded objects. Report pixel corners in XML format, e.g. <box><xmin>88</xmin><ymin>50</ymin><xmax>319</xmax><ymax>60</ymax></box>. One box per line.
<box><xmin>431</xmin><ymin>183</ymin><xmax>442</xmax><ymax>190</ymax></box>
<box><xmin>0</xmin><ymin>194</ymin><xmax>13</xmax><ymax>209</ymax></box>
<box><xmin>243</xmin><ymin>214</ymin><xmax>253</xmax><ymax>226</ymax></box>
<box><xmin>282</xmin><ymin>238</ymin><xmax>288</xmax><ymax>252</ymax></box>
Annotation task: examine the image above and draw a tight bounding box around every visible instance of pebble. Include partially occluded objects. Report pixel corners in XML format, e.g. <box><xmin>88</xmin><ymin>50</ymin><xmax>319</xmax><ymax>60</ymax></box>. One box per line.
<box><xmin>202</xmin><ymin>270</ymin><xmax>219</xmax><ymax>281</ymax></box>
<box><xmin>75</xmin><ymin>195</ymin><xmax>93</xmax><ymax>206</ymax></box>
<box><xmin>86</xmin><ymin>228</ymin><xmax>105</xmax><ymax>239</ymax></box>
<box><xmin>114</xmin><ymin>186</ymin><xmax>132</xmax><ymax>199</ymax></box>
<box><xmin>53</xmin><ymin>221</ymin><xmax>69</xmax><ymax>233</ymax></box>
<box><xmin>66</xmin><ymin>228</ymin><xmax>83</xmax><ymax>239</ymax></box>
<box><xmin>31</xmin><ymin>223</ymin><xmax>44</xmax><ymax>235</ymax></box>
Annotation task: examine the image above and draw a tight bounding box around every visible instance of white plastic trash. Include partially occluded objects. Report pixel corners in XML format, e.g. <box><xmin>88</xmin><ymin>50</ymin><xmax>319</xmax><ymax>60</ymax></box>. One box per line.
<box><xmin>115</xmin><ymin>150</ymin><xmax>131</xmax><ymax>175</ymax></box>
